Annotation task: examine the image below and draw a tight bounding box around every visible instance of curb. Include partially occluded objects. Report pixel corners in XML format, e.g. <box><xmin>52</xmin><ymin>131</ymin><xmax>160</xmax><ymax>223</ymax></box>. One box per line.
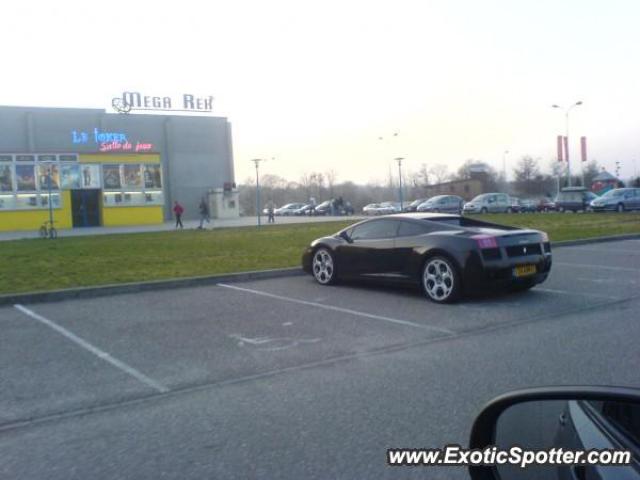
<box><xmin>2</xmin><ymin>233</ymin><xmax>638</xmax><ymax>306</ymax></box>
<box><xmin>551</xmin><ymin>233</ymin><xmax>640</xmax><ymax>248</ymax></box>
<box><xmin>0</xmin><ymin>267</ymin><xmax>305</xmax><ymax>307</ymax></box>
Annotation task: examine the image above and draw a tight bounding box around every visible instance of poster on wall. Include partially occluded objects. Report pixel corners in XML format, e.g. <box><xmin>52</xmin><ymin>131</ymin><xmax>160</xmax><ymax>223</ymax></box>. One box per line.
<box><xmin>37</xmin><ymin>164</ymin><xmax>60</xmax><ymax>190</ymax></box>
<box><xmin>103</xmin><ymin>165</ymin><xmax>121</xmax><ymax>189</ymax></box>
<box><xmin>123</xmin><ymin>164</ymin><xmax>142</xmax><ymax>187</ymax></box>
<box><xmin>0</xmin><ymin>165</ymin><xmax>12</xmax><ymax>192</ymax></box>
<box><xmin>144</xmin><ymin>164</ymin><xmax>162</xmax><ymax>189</ymax></box>
<box><xmin>81</xmin><ymin>165</ymin><xmax>101</xmax><ymax>188</ymax></box>
<box><xmin>16</xmin><ymin>165</ymin><xmax>36</xmax><ymax>191</ymax></box>
<box><xmin>60</xmin><ymin>164</ymin><xmax>81</xmax><ymax>189</ymax></box>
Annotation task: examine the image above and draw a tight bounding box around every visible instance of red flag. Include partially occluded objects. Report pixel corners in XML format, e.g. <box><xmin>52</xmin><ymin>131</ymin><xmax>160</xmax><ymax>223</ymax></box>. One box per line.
<box><xmin>557</xmin><ymin>135</ymin><xmax>564</xmax><ymax>162</ymax></box>
<box><xmin>581</xmin><ymin>136</ymin><xmax>587</xmax><ymax>162</ymax></box>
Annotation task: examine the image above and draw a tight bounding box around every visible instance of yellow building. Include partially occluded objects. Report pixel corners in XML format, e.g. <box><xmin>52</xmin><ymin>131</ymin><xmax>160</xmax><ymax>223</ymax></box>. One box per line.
<box><xmin>0</xmin><ymin>153</ymin><xmax>163</xmax><ymax>231</ymax></box>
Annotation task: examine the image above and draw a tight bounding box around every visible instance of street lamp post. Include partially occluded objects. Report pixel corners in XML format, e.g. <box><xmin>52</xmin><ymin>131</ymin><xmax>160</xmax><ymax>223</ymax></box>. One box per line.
<box><xmin>251</xmin><ymin>159</ymin><xmax>264</xmax><ymax>227</ymax></box>
<box><xmin>552</xmin><ymin>101</ymin><xmax>583</xmax><ymax>187</ymax></box>
<box><xmin>395</xmin><ymin>157</ymin><xmax>404</xmax><ymax>210</ymax></box>
<box><xmin>46</xmin><ymin>162</ymin><xmax>54</xmax><ymax>238</ymax></box>
<box><xmin>502</xmin><ymin>150</ymin><xmax>509</xmax><ymax>186</ymax></box>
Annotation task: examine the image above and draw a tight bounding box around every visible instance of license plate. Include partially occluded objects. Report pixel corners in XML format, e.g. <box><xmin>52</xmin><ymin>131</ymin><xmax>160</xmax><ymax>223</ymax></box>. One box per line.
<box><xmin>514</xmin><ymin>264</ymin><xmax>537</xmax><ymax>277</ymax></box>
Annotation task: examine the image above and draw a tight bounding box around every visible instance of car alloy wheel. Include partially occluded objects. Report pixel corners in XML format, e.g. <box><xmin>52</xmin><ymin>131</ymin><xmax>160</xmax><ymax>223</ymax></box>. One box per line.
<box><xmin>480</xmin><ymin>207</ymin><xmax>488</xmax><ymax>214</ymax></box>
<box><xmin>617</xmin><ymin>203</ymin><xmax>625</xmax><ymax>212</ymax></box>
<box><xmin>506</xmin><ymin>207</ymin><xmax>513</xmax><ymax>213</ymax></box>
<box><xmin>312</xmin><ymin>248</ymin><xmax>336</xmax><ymax>285</ymax></box>
<box><xmin>422</xmin><ymin>256</ymin><xmax>459</xmax><ymax>303</ymax></box>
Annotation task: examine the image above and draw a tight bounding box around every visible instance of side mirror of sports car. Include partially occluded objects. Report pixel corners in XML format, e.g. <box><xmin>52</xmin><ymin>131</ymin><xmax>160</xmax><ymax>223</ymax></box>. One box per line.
<box><xmin>339</xmin><ymin>230</ymin><xmax>353</xmax><ymax>243</ymax></box>
<box><xmin>468</xmin><ymin>386</ymin><xmax>640</xmax><ymax>480</ymax></box>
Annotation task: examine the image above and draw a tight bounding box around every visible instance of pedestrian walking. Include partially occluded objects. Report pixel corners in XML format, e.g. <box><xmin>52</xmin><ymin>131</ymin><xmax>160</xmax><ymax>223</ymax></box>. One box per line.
<box><xmin>173</xmin><ymin>200</ymin><xmax>184</xmax><ymax>229</ymax></box>
<box><xmin>198</xmin><ymin>197</ymin><xmax>210</xmax><ymax>229</ymax></box>
<box><xmin>267</xmin><ymin>201</ymin><xmax>275</xmax><ymax>223</ymax></box>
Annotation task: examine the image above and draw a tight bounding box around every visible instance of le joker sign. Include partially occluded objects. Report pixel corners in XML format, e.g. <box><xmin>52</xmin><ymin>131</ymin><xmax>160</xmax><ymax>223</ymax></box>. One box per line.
<box><xmin>71</xmin><ymin>128</ymin><xmax>154</xmax><ymax>153</ymax></box>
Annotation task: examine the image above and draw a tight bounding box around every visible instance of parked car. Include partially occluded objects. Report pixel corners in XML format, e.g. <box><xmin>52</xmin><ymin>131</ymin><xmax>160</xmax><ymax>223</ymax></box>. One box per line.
<box><xmin>417</xmin><ymin>195</ymin><xmax>464</xmax><ymax>214</ymax></box>
<box><xmin>536</xmin><ymin>197</ymin><xmax>556</xmax><ymax>212</ymax></box>
<box><xmin>293</xmin><ymin>204</ymin><xmax>314</xmax><ymax>215</ymax></box>
<box><xmin>509</xmin><ymin>197</ymin><xmax>522</xmax><ymax>213</ymax></box>
<box><xmin>463</xmin><ymin>193</ymin><xmax>513</xmax><ymax>214</ymax></box>
<box><xmin>381</xmin><ymin>201</ymin><xmax>403</xmax><ymax>213</ymax></box>
<box><xmin>590</xmin><ymin>188</ymin><xmax>640</xmax><ymax>212</ymax></box>
<box><xmin>519</xmin><ymin>199</ymin><xmax>538</xmax><ymax>213</ymax></box>
<box><xmin>302</xmin><ymin>213</ymin><xmax>552</xmax><ymax>303</ymax></box>
<box><xmin>275</xmin><ymin>203</ymin><xmax>307</xmax><ymax>216</ymax></box>
<box><xmin>554</xmin><ymin>187</ymin><xmax>598</xmax><ymax>212</ymax></box>
<box><xmin>362</xmin><ymin>203</ymin><xmax>396</xmax><ymax>215</ymax></box>
<box><xmin>405</xmin><ymin>198</ymin><xmax>429</xmax><ymax>212</ymax></box>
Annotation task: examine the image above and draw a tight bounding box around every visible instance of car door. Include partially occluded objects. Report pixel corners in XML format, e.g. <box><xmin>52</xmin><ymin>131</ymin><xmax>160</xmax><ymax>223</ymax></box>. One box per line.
<box><xmin>339</xmin><ymin>219</ymin><xmax>400</xmax><ymax>276</ymax></box>
<box><xmin>487</xmin><ymin>194</ymin><xmax>498</xmax><ymax>212</ymax></box>
<box><xmin>394</xmin><ymin>220</ymin><xmax>433</xmax><ymax>277</ymax></box>
<box><xmin>497</xmin><ymin>194</ymin><xmax>510</xmax><ymax>212</ymax></box>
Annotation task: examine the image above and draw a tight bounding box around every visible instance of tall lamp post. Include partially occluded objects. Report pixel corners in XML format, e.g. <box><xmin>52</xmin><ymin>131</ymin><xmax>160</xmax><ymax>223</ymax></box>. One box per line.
<box><xmin>46</xmin><ymin>162</ymin><xmax>54</xmax><ymax>238</ymax></box>
<box><xmin>251</xmin><ymin>158</ymin><xmax>265</xmax><ymax>227</ymax></box>
<box><xmin>502</xmin><ymin>150</ymin><xmax>509</xmax><ymax>186</ymax></box>
<box><xmin>552</xmin><ymin>101</ymin><xmax>583</xmax><ymax>187</ymax></box>
<box><xmin>395</xmin><ymin>157</ymin><xmax>404</xmax><ymax>211</ymax></box>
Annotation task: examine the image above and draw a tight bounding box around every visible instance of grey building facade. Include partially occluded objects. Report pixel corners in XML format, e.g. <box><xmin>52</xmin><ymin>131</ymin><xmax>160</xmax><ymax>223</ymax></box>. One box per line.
<box><xmin>0</xmin><ymin>105</ymin><xmax>235</xmax><ymax>222</ymax></box>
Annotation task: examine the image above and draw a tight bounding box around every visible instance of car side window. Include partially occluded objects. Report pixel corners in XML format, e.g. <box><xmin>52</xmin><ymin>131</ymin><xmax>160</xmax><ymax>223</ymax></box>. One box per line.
<box><xmin>350</xmin><ymin>220</ymin><xmax>399</xmax><ymax>240</ymax></box>
<box><xmin>397</xmin><ymin>221</ymin><xmax>430</xmax><ymax>237</ymax></box>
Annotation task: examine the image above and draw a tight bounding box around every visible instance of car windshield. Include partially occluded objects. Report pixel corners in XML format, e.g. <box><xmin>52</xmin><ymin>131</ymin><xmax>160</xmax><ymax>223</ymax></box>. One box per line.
<box><xmin>601</xmin><ymin>190</ymin><xmax>625</xmax><ymax>198</ymax></box>
<box><xmin>471</xmin><ymin>194</ymin><xmax>491</xmax><ymax>202</ymax></box>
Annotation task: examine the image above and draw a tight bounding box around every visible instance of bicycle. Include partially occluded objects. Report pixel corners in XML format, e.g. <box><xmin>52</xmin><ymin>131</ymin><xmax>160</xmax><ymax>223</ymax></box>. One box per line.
<box><xmin>39</xmin><ymin>220</ymin><xmax>57</xmax><ymax>239</ymax></box>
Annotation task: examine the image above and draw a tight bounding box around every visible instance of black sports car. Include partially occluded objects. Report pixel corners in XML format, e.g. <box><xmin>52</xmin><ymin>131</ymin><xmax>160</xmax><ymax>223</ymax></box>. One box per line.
<box><xmin>301</xmin><ymin>213</ymin><xmax>552</xmax><ymax>303</ymax></box>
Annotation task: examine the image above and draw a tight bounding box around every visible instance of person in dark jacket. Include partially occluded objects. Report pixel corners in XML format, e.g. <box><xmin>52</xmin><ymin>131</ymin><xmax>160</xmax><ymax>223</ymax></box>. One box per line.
<box><xmin>198</xmin><ymin>197</ymin><xmax>210</xmax><ymax>229</ymax></box>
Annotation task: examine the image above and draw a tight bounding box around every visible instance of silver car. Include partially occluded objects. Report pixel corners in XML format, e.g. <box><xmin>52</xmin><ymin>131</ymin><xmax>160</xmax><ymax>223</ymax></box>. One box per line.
<box><xmin>417</xmin><ymin>195</ymin><xmax>464</xmax><ymax>213</ymax></box>
<box><xmin>463</xmin><ymin>193</ymin><xmax>513</xmax><ymax>214</ymax></box>
<box><xmin>590</xmin><ymin>188</ymin><xmax>640</xmax><ymax>212</ymax></box>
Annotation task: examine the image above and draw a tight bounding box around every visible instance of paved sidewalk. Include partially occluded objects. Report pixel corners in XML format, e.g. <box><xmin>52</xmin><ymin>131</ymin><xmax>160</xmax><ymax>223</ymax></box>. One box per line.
<box><xmin>0</xmin><ymin>215</ymin><xmax>362</xmax><ymax>241</ymax></box>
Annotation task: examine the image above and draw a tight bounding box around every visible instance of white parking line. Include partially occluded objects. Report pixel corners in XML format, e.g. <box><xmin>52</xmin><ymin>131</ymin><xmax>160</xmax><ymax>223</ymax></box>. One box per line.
<box><xmin>217</xmin><ymin>283</ymin><xmax>455</xmax><ymax>336</ymax></box>
<box><xmin>14</xmin><ymin>304</ymin><xmax>169</xmax><ymax>393</ymax></box>
<box><xmin>533</xmin><ymin>288</ymin><xmax>621</xmax><ymax>300</ymax></box>
<box><xmin>554</xmin><ymin>262</ymin><xmax>640</xmax><ymax>273</ymax></box>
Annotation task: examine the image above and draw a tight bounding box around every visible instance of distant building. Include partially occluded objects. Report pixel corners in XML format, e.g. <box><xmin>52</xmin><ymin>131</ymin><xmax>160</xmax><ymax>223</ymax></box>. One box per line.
<box><xmin>424</xmin><ymin>163</ymin><xmax>496</xmax><ymax>200</ymax></box>
<box><xmin>591</xmin><ymin>170</ymin><xmax>621</xmax><ymax>194</ymax></box>
<box><xmin>423</xmin><ymin>179</ymin><xmax>483</xmax><ymax>201</ymax></box>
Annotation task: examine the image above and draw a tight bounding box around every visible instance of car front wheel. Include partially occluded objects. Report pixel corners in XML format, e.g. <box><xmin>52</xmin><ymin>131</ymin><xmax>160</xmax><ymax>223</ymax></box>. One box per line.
<box><xmin>617</xmin><ymin>203</ymin><xmax>625</xmax><ymax>212</ymax></box>
<box><xmin>422</xmin><ymin>256</ymin><xmax>461</xmax><ymax>303</ymax></box>
<box><xmin>312</xmin><ymin>248</ymin><xmax>337</xmax><ymax>285</ymax></box>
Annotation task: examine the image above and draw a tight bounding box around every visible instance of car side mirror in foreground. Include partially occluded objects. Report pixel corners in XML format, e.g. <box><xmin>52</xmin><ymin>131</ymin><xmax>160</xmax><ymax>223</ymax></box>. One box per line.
<box><xmin>468</xmin><ymin>386</ymin><xmax>640</xmax><ymax>480</ymax></box>
<box><xmin>339</xmin><ymin>231</ymin><xmax>353</xmax><ymax>243</ymax></box>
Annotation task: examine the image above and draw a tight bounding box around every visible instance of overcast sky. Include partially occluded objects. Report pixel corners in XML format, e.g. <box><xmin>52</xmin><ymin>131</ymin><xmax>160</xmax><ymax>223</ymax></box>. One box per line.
<box><xmin>2</xmin><ymin>0</ymin><xmax>639</xmax><ymax>184</ymax></box>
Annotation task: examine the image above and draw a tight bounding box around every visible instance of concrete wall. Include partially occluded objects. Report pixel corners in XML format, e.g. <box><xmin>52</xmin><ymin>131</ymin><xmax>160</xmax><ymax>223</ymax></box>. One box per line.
<box><xmin>0</xmin><ymin>106</ymin><xmax>235</xmax><ymax>220</ymax></box>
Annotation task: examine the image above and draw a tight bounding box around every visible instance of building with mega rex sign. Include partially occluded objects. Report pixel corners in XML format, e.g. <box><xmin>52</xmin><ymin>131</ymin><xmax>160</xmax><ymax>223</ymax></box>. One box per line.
<box><xmin>0</xmin><ymin>105</ymin><xmax>237</xmax><ymax>231</ymax></box>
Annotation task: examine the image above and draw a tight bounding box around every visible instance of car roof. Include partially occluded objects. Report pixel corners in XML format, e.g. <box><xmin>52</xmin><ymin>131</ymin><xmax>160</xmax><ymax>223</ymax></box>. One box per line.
<box><xmin>387</xmin><ymin>212</ymin><xmax>460</xmax><ymax>220</ymax></box>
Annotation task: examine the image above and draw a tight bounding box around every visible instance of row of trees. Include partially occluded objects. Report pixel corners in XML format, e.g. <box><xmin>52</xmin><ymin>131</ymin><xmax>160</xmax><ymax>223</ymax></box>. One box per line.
<box><xmin>238</xmin><ymin>156</ymin><xmax>620</xmax><ymax>215</ymax></box>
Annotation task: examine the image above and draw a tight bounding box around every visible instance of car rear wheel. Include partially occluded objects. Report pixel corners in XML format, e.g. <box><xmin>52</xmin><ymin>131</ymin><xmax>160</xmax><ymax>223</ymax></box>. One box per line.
<box><xmin>617</xmin><ymin>203</ymin><xmax>625</xmax><ymax>212</ymax></box>
<box><xmin>312</xmin><ymin>248</ymin><xmax>337</xmax><ymax>285</ymax></box>
<box><xmin>422</xmin><ymin>256</ymin><xmax>461</xmax><ymax>303</ymax></box>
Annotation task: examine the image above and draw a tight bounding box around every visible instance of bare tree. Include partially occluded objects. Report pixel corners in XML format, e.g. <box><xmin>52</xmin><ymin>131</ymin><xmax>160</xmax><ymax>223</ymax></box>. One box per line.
<box><xmin>513</xmin><ymin>156</ymin><xmax>541</xmax><ymax>194</ymax></box>
<box><xmin>428</xmin><ymin>164</ymin><xmax>449</xmax><ymax>184</ymax></box>
<box><xmin>325</xmin><ymin>169</ymin><xmax>337</xmax><ymax>198</ymax></box>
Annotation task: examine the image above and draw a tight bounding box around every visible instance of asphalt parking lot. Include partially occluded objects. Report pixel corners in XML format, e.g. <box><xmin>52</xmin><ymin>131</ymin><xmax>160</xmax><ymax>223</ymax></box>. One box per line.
<box><xmin>1</xmin><ymin>239</ymin><xmax>639</xmax><ymax>479</ymax></box>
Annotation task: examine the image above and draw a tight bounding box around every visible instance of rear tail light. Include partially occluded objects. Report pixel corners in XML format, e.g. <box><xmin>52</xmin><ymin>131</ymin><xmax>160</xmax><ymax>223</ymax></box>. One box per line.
<box><xmin>472</xmin><ymin>234</ymin><xmax>498</xmax><ymax>249</ymax></box>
